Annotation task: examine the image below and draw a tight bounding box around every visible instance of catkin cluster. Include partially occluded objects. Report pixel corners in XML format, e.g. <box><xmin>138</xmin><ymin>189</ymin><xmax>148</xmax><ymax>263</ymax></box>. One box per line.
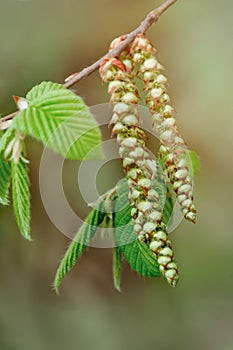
<box><xmin>99</xmin><ymin>36</ymin><xmax>179</xmax><ymax>287</ymax></box>
<box><xmin>131</xmin><ymin>34</ymin><xmax>196</xmax><ymax>224</ymax></box>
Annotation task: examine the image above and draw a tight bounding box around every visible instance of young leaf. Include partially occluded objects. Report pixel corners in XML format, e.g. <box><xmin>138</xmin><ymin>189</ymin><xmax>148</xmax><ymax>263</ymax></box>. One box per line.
<box><xmin>113</xmin><ymin>246</ymin><xmax>122</xmax><ymax>292</ymax></box>
<box><xmin>162</xmin><ymin>185</ymin><xmax>175</xmax><ymax>226</ymax></box>
<box><xmin>11</xmin><ymin>159</ymin><xmax>31</xmax><ymax>240</ymax></box>
<box><xmin>0</xmin><ymin>127</ymin><xmax>15</xmax><ymax>154</ymax></box>
<box><xmin>54</xmin><ymin>201</ymin><xmax>106</xmax><ymax>294</ymax></box>
<box><xmin>13</xmin><ymin>82</ymin><xmax>103</xmax><ymax>160</ymax></box>
<box><xmin>0</xmin><ymin>155</ymin><xmax>11</xmax><ymax>205</ymax></box>
<box><xmin>187</xmin><ymin>150</ymin><xmax>201</xmax><ymax>177</ymax></box>
<box><xmin>114</xmin><ymin>179</ymin><xmax>162</xmax><ymax>278</ymax></box>
<box><xmin>114</xmin><ymin>204</ymin><xmax>161</xmax><ymax>278</ymax></box>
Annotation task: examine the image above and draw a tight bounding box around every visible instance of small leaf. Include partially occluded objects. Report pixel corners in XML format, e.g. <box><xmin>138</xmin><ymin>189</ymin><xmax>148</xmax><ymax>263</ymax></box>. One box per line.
<box><xmin>113</xmin><ymin>246</ymin><xmax>122</xmax><ymax>292</ymax></box>
<box><xmin>187</xmin><ymin>150</ymin><xmax>201</xmax><ymax>177</ymax></box>
<box><xmin>54</xmin><ymin>201</ymin><xmax>106</xmax><ymax>294</ymax></box>
<box><xmin>0</xmin><ymin>127</ymin><xmax>15</xmax><ymax>154</ymax></box>
<box><xmin>11</xmin><ymin>159</ymin><xmax>31</xmax><ymax>240</ymax></box>
<box><xmin>163</xmin><ymin>186</ymin><xmax>175</xmax><ymax>226</ymax></box>
<box><xmin>114</xmin><ymin>204</ymin><xmax>161</xmax><ymax>277</ymax></box>
<box><xmin>0</xmin><ymin>154</ymin><xmax>11</xmax><ymax>205</ymax></box>
<box><xmin>13</xmin><ymin>82</ymin><xmax>103</xmax><ymax>160</ymax></box>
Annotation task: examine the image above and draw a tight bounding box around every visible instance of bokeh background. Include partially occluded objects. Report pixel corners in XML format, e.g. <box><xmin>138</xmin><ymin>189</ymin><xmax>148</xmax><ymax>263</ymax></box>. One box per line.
<box><xmin>0</xmin><ymin>1</ymin><xmax>233</xmax><ymax>349</ymax></box>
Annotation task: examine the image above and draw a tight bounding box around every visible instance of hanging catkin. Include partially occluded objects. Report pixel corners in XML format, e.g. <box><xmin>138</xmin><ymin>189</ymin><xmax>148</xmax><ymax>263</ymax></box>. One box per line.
<box><xmin>99</xmin><ymin>37</ymin><xmax>179</xmax><ymax>286</ymax></box>
<box><xmin>130</xmin><ymin>34</ymin><xmax>196</xmax><ymax>224</ymax></box>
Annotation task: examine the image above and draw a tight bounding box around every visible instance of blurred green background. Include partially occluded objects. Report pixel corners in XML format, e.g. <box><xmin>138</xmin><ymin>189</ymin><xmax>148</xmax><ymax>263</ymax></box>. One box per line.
<box><xmin>0</xmin><ymin>1</ymin><xmax>233</xmax><ymax>349</ymax></box>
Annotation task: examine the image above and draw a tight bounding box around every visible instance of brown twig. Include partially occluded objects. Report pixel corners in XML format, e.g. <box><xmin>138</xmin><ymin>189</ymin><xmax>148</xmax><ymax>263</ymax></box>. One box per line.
<box><xmin>0</xmin><ymin>0</ymin><xmax>177</xmax><ymax>124</ymax></box>
<box><xmin>64</xmin><ymin>0</ymin><xmax>177</xmax><ymax>88</ymax></box>
<box><xmin>0</xmin><ymin>111</ymin><xmax>17</xmax><ymax>124</ymax></box>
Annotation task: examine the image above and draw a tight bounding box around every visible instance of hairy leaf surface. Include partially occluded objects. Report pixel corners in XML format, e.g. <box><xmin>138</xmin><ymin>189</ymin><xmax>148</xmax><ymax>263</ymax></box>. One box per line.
<box><xmin>0</xmin><ymin>128</ymin><xmax>15</xmax><ymax>153</ymax></box>
<box><xmin>114</xmin><ymin>179</ymin><xmax>167</xmax><ymax>278</ymax></box>
<box><xmin>0</xmin><ymin>154</ymin><xmax>11</xmax><ymax>205</ymax></box>
<box><xmin>54</xmin><ymin>201</ymin><xmax>106</xmax><ymax>294</ymax></box>
<box><xmin>11</xmin><ymin>159</ymin><xmax>31</xmax><ymax>240</ymax></box>
<box><xmin>13</xmin><ymin>82</ymin><xmax>103</xmax><ymax>159</ymax></box>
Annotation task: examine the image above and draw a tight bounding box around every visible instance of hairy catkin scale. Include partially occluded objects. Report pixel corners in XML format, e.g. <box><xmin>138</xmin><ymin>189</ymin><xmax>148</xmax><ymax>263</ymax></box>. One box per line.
<box><xmin>131</xmin><ymin>34</ymin><xmax>196</xmax><ymax>224</ymax></box>
<box><xmin>99</xmin><ymin>37</ymin><xmax>179</xmax><ymax>286</ymax></box>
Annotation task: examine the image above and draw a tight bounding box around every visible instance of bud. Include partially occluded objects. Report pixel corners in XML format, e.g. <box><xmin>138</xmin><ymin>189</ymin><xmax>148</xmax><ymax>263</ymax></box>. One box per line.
<box><xmin>160</xmin><ymin>247</ymin><xmax>173</xmax><ymax>257</ymax></box>
<box><xmin>163</xmin><ymin>105</ymin><xmax>174</xmax><ymax>115</ymax></box>
<box><xmin>156</xmin><ymin>74</ymin><xmax>167</xmax><ymax>84</ymax></box>
<box><xmin>131</xmin><ymin>189</ymin><xmax>141</xmax><ymax>200</ymax></box>
<box><xmin>150</xmin><ymin>240</ymin><xmax>162</xmax><ymax>252</ymax></box>
<box><xmin>129</xmin><ymin>147</ymin><xmax>144</xmax><ymax>160</ymax></box>
<box><xmin>175</xmin><ymin>169</ymin><xmax>189</xmax><ymax>180</ymax></box>
<box><xmin>112</xmin><ymin>122</ymin><xmax>125</xmax><ymax>135</ymax></box>
<box><xmin>122</xmin><ymin>59</ymin><xmax>133</xmax><ymax>72</ymax></box>
<box><xmin>160</xmin><ymin>130</ymin><xmax>174</xmax><ymax>142</ymax></box>
<box><xmin>158</xmin><ymin>256</ymin><xmax>171</xmax><ymax>265</ymax></box>
<box><xmin>147</xmin><ymin>210</ymin><xmax>162</xmax><ymax>222</ymax></box>
<box><xmin>113</xmin><ymin>102</ymin><xmax>130</xmax><ymax>116</ymax></box>
<box><xmin>121</xmin><ymin>92</ymin><xmax>138</xmax><ymax>104</ymax></box>
<box><xmin>153</xmin><ymin>230</ymin><xmax>167</xmax><ymax>241</ymax></box>
<box><xmin>108</xmin><ymin>80</ymin><xmax>123</xmax><ymax>95</ymax></box>
<box><xmin>121</xmin><ymin>137</ymin><xmax>138</xmax><ymax>149</ymax></box>
<box><xmin>177</xmin><ymin>183</ymin><xmax>192</xmax><ymax>194</ymax></box>
<box><xmin>143</xmin><ymin>58</ymin><xmax>158</xmax><ymax>71</ymax></box>
<box><xmin>162</xmin><ymin>117</ymin><xmax>176</xmax><ymax>127</ymax></box>
<box><xmin>137</xmin><ymin>201</ymin><xmax>152</xmax><ymax>213</ymax></box>
<box><xmin>123</xmin><ymin>157</ymin><xmax>135</xmax><ymax>168</ymax></box>
<box><xmin>150</xmin><ymin>87</ymin><xmax>163</xmax><ymax>100</ymax></box>
<box><xmin>143</xmin><ymin>222</ymin><xmax>156</xmax><ymax>233</ymax></box>
<box><xmin>148</xmin><ymin>189</ymin><xmax>160</xmax><ymax>201</ymax></box>
<box><xmin>138</xmin><ymin>178</ymin><xmax>152</xmax><ymax>190</ymax></box>
<box><xmin>134</xmin><ymin>224</ymin><xmax>142</xmax><ymax>234</ymax></box>
<box><xmin>122</xmin><ymin>114</ymin><xmax>139</xmax><ymax>126</ymax></box>
<box><xmin>143</xmin><ymin>71</ymin><xmax>155</xmax><ymax>82</ymax></box>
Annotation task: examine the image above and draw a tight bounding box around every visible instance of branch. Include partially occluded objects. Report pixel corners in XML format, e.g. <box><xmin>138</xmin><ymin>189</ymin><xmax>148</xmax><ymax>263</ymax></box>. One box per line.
<box><xmin>64</xmin><ymin>0</ymin><xmax>177</xmax><ymax>88</ymax></box>
<box><xmin>0</xmin><ymin>0</ymin><xmax>177</xmax><ymax>125</ymax></box>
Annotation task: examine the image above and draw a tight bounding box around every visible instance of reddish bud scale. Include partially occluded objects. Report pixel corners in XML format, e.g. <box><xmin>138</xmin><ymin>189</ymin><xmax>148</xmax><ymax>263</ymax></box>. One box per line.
<box><xmin>99</xmin><ymin>37</ymin><xmax>179</xmax><ymax>287</ymax></box>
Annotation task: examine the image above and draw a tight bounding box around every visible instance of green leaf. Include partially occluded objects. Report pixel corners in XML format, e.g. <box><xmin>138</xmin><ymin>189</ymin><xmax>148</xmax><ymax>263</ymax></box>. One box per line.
<box><xmin>13</xmin><ymin>82</ymin><xmax>103</xmax><ymax>160</ymax></box>
<box><xmin>0</xmin><ymin>127</ymin><xmax>15</xmax><ymax>154</ymax></box>
<box><xmin>114</xmin><ymin>179</ymin><xmax>161</xmax><ymax>278</ymax></box>
<box><xmin>54</xmin><ymin>201</ymin><xmax>106</xmax><ymax>294</ymax></box>
<box><xmin>113</xmin><ymin>246</ymin><xmax>122</xmax><ymax>292</ymax></box>
<box><xmin>114</xmin><ymin>204</ymin><xmax>161</xmax><ymax>278</ymax></box>
<box><xmin>11</xmin><ymin>159</ymin><xmax>31</xmax><ymax>240</ymax></box>
<box><xmin>0</xmin><ymin>155</ymin><xmax>11</xmax><ymax>205</ymax></box>
<box><xmin>187</xmin><ymin>150</ymin><xmax>201</xmax><ymax>177</ymax></box>
<box><xmin>162</xmin><ymin>184</ymin><xmax>175</xmax><ymax>226</ymax></box>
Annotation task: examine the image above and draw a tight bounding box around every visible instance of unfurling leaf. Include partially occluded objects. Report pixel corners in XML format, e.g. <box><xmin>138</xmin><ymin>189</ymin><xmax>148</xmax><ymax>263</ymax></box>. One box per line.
<box><xmin>187</xmin><ymin>150</ymin><xmax>201</xmax><ymax>177</ymax></box>
<box><xmin>114</xmin><ymin>179</ymin><xmax>163</xmax><ymax>278</ymax></box>
<box><xmin>54</xmin><ymin>201</ymin><xmax>106</xmax><ymax>294</ymax></box>
<box><xmin>11</xmin><ymin>159</ymin><xmax>31</xmax><ymax>240</ymax></box>
<box><xmin>113</xmin><ymin>246</ymin><xmax>122</xmax><ymax>292</ymax></box>
<box><xmin>13</xmin><ymin>81</ymin><xmax>104</xmax><ymax>160</ymax></box>
<box><xmin>0</xmin><ymin>127</ymin><xmax>15</xmax><ymax>154</ymax></box>
<box><xmin>114</xmin><ymin>203</ymin><xmax>161</xmax><ymax>278</ymax></box>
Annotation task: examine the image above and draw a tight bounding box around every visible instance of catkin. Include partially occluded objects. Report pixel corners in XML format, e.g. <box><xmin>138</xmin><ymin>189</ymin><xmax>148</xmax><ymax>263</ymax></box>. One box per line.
<box><xmin>130</xmin><ymin>34</ymin><xmax>196</xmax><ymax>223</ymax></box>
<box><xmin>99</xmin><ymin>37</ymin><xmax>179</xmax><ymax>286</ymax></box>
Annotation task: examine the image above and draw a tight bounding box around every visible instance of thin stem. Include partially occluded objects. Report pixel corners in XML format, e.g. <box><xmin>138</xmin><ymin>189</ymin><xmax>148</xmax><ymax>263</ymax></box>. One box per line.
<box><xmin>64</xmin><ymin>0</ymin><xmax>177</xmax><ymax>88</ymax></box>
<box><xmin>0</xmin><ymin>111</ymin><xmax>17</xmax><ymax>123</ymax></box>
<box><xmin>0</xmin><ymin>0</ymin><xmax>177</xmax><ymax>124</ymax></box>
